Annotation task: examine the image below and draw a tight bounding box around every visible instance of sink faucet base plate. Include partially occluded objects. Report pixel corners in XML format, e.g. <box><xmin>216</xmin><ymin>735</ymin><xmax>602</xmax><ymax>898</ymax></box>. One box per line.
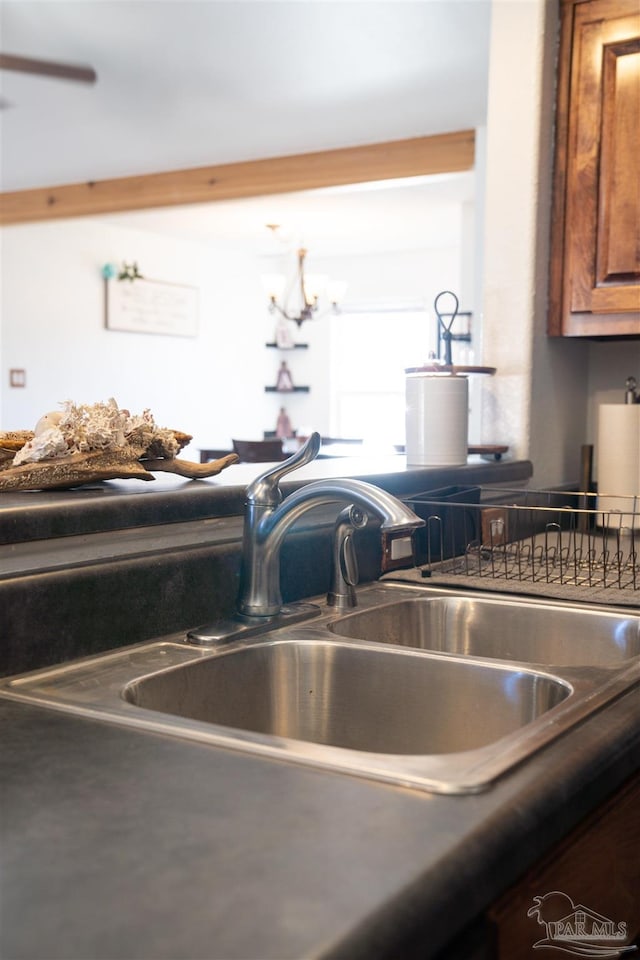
<box><xmin>187</xmin><ymin>602</ymin><xmax>321</xmax><ymax>646</ymax></box>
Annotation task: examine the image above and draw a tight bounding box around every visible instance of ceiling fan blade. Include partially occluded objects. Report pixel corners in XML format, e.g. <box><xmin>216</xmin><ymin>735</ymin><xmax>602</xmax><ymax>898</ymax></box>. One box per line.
<box><xmin>0</xmin><ymin>53</ymin><xmax>96</xmax><ymax>84</ymax></box>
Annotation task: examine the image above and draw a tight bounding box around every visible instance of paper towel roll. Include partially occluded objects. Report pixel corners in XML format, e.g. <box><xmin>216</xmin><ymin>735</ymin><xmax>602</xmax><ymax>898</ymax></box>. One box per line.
<box><xmin>405</xmin><ymin>373</ymin><xmax>468</xmax><ymax>466</ymax></box>
<box><xmin>597</xmin><ymin>403</ymin><xmax>640</xmax><ymax>526</ymax></box>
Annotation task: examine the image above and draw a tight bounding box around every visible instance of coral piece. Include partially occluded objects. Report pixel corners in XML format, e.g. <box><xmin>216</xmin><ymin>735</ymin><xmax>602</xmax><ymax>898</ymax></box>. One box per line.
<box><xmin>0</xmin><ymin>400</ymin><xmax>238</xmax><ymax>491</ymax></box>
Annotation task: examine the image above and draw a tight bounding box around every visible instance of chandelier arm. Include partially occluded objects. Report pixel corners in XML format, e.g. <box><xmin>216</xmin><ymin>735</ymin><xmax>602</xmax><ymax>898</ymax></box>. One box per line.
<box><xmin>297</xmin><ymin>248</ymin><xmax>308</xmax><ymax>310</ymax></box>
<box><xmin>270</xmin><ymin>300</ymin><xmax>292</xmax><ymax>322</ymax></box>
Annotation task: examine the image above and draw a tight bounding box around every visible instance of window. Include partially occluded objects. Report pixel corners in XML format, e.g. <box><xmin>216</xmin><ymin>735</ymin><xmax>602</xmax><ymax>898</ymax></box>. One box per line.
<box><xmin>329</xmin><ymin>308</ymin><xmax>434</xmax><ymax>445</ymax></box>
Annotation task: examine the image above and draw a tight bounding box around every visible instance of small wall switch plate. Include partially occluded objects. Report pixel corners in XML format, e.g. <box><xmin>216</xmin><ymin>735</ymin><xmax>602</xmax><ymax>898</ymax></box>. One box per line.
<box><xmin>9</xmin><ymin>368</ymin><xmax>26</xmax><ymax>388</ymax></box>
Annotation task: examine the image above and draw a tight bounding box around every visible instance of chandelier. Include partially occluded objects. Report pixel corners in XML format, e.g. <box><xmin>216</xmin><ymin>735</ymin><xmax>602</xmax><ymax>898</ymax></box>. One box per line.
<box><xmin>261</xmin><ymin>227</ymin><xmax>347</xmax><ymax>328</ymax></box>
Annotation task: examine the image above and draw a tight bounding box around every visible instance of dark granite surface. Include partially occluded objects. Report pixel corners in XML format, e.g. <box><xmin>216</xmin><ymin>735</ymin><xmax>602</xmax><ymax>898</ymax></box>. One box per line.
<box><xmin>7</xmin><ymin>454</ymin><xmax>636</xmax><ymax>959</ymax></box>
<box><xmin>2</xmin><ymin>678</ymin><xmax>639</xmax><ymax>960</ymax></box>
<box><xmin>0</xmin><ymin>456</ymin><xmax>533</xmax><ymax>544</ymax></box>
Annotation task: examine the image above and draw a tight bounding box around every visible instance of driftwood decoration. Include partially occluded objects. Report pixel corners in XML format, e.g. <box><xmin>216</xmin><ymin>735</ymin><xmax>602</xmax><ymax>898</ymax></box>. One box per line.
<box><xmin>0</xmin><ymin>426</ymin><xmax>239</xmax><ymax>491</ymax></box>
<box><xmin>0</xmin><ymin>447</ymin><xmax>239</xmax><ymax>491</ymax></box>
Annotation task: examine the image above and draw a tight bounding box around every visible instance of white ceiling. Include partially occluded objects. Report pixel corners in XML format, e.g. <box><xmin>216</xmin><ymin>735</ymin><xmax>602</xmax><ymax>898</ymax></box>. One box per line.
<box><xmin>0</xmin><ymin>0</ymin><xmax>490</xmax><ymax>252</ymax></box>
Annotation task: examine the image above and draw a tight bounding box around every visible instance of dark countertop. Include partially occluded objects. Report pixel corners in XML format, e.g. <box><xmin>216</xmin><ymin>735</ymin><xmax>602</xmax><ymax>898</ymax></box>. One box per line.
<box><xmin>0</xmin><ymin>456</ymin><xmax>533</xmax><ymax>544</ymax></box>
<box><xmin>7</xmin><ymin>452</ymin><xmax>635</xmax><ymax>959</ymax></box>
<box><xmin>2</xmin><ymin>673</ymin><xmax>639</xmax><ymax>960</ymax></box>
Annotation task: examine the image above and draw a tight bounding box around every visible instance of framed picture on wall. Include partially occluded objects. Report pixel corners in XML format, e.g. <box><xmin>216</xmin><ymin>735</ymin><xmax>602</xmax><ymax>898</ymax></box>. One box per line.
<box><xmin>105</xmin><ymin>277</ymin><xmax>199</xmax><ymax>337</ymax></box>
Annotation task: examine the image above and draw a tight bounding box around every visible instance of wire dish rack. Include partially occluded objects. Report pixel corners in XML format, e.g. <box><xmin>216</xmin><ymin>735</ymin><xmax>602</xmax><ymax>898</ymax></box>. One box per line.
<box><xmin>404</xmin><ymin>487</ymin><xmax>640</xmax><ymax>597</ymax></box>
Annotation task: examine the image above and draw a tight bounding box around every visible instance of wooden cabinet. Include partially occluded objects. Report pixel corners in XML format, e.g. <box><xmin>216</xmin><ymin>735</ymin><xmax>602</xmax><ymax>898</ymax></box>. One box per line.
<box><xmin>548</xmin><ymin>0</ymin><xmax>640</xmax><ymax>337</ymax></box>
<box><xmin>486</xmin><ymin>770</ymin><xmax>640</xmax><ymax>957</ymax></box>
<box><xmin>430</xmin><ymin>771</ymin><xmax>640</xmax><ymax>960</ymax></box>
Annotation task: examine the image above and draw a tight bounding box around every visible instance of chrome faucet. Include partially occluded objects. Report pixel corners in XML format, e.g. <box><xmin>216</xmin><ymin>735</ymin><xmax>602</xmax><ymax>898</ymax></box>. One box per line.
<box><xmin>237</xmin><ymin>432</ymin><xmax>424</xmax><ymax>618</ymax></box>
<box><xmin>188</xmin><ymin>432</ymin><xmax>423</xmax><ymax>644</ymax></box>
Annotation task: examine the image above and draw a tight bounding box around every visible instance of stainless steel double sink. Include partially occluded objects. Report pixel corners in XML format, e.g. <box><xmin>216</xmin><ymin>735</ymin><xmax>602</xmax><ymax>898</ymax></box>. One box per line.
<box><xmin>3</xmin><ymin>582</ymin><xmax>640</xmax><ymax>793</ymax></box>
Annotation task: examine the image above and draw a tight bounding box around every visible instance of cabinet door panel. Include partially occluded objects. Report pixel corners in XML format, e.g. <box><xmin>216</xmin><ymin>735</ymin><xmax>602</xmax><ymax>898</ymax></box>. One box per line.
<box><xmin>549</xmin><ymin>0</ymin><xmax>640</xmax><ymax>337</ymax></box>
<box><xmin>567</xmin><ymin>6</ymin><xmax>640</xmax><ymax>314</ymax></box>
<box><xmin>598</xmin><ymin>45</ymin><xmax>640</xmax><ymax>284</ymax></box>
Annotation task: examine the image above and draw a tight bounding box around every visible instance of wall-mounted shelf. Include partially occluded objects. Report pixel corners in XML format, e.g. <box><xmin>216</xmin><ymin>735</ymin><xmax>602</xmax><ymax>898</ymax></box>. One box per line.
<box><xmin>265</xmin><ymin>342</ymin><xmax>309</xmax><ymax>349</ymax></box>
<box><xmin>265</xmin><ymin>386</ymin><xmax>310</xmax><ymax>393</ymax></box>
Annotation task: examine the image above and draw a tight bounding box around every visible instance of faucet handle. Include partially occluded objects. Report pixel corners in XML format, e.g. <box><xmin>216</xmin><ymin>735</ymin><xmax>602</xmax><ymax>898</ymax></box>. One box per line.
<box><xmin>246</xmin><ymin>432</ymin><xmax>322</xmax><ymax>506</ymax></box>
<box><xmin>328</xmin><ymin>505</ymin><xmax>368</xmax><ymax>609</ymax></box>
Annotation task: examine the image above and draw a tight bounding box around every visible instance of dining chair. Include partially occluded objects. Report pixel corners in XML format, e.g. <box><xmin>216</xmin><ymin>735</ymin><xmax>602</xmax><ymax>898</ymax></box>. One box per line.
<box><xmin>232</xmin><ymin>439</ymin><xmax>287</xmax><ymax>463</ymax></box>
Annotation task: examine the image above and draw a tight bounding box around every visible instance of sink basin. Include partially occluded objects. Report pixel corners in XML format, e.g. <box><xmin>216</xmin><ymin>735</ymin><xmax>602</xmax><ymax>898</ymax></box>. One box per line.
<box><xmin>329</xmin><ymin>595</ymin><xmax>640</xmax><ymax>667</ymax></box>
<box><xmin>2</xmin><ymin>583</ymin><xmax>639</xmax><ymax>794</ymax></box>
<box><xmin>123</xmin><ymin>640</ymin><xmax>569</xmax><ymax>755</ymax></box>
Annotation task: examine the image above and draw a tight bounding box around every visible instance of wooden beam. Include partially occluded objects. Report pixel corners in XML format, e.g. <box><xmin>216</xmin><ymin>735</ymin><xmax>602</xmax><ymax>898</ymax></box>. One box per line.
<box><xmin>0</xmin><ymin>131</ymin><xmax>475</xmax><ymax>226</ymax></box>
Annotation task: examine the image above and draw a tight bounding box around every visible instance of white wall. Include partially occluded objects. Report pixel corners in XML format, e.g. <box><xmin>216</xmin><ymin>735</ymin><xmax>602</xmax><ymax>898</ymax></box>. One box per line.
<box><xmin>0</xmin><ymin>219</ymin><xmax>277</xmax><ymax>454</ymax></box>
<box><xmin>587</xmin><ymin>341</ymin><xmax>640</xmax><ymax>482</ymax></box>
<box><xmin>481</xmin><ymin>0</ymin><xmax>570</xmax><ymax>484</ymax></box>
<box><xmin>1</xmin><ymin>216</ymin><xmax>467</xmax><ymax>452</ymax></box>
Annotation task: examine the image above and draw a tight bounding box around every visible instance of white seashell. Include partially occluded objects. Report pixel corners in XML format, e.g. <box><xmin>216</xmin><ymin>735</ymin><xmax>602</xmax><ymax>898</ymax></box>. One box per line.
<box><xmin>34</xmin><ymin>411</ymin><xmax>63</xmax><ymax>436</ymax></box>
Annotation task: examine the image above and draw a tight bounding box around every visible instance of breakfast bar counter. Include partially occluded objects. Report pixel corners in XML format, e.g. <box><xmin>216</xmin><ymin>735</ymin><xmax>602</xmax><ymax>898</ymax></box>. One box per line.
<box><xmin>0</xmin><ymin>454</ymin><xmax>532</xmax><ymax>544</ymax></box>
<box><xmin>3</xmin><ymin>452</ymin><xmax>638</xmax><ymax>959</ymax></box>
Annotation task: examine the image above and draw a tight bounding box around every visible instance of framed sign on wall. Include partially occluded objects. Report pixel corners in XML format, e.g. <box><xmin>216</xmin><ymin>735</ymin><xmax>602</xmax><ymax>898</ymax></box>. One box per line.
<box><xmin>105</xmin><ymin>276</ymin><xmax>199</xmax><ymax>337</ymax></box>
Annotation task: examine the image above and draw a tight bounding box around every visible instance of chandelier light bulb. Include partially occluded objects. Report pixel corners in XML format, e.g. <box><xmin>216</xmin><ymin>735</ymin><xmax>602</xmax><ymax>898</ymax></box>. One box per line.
<box><xmin>261</xmin><ymin>273</ymin><xmax>287</xmax><ymax>303</ymax></box>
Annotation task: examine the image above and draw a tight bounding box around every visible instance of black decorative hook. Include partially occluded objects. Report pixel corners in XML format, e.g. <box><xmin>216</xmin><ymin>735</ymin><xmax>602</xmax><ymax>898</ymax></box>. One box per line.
<box><xmin>434</xmin><ymin>290</ymin><xmax>460</xmax><ymax>367</ymax></box>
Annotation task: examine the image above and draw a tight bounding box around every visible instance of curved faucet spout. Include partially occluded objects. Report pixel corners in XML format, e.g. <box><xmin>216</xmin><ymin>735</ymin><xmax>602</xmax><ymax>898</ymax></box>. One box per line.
<box><xmin>238</xmin><ymin>475</ymin><xmax>424</xmax><ymax>618</ymax></box>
